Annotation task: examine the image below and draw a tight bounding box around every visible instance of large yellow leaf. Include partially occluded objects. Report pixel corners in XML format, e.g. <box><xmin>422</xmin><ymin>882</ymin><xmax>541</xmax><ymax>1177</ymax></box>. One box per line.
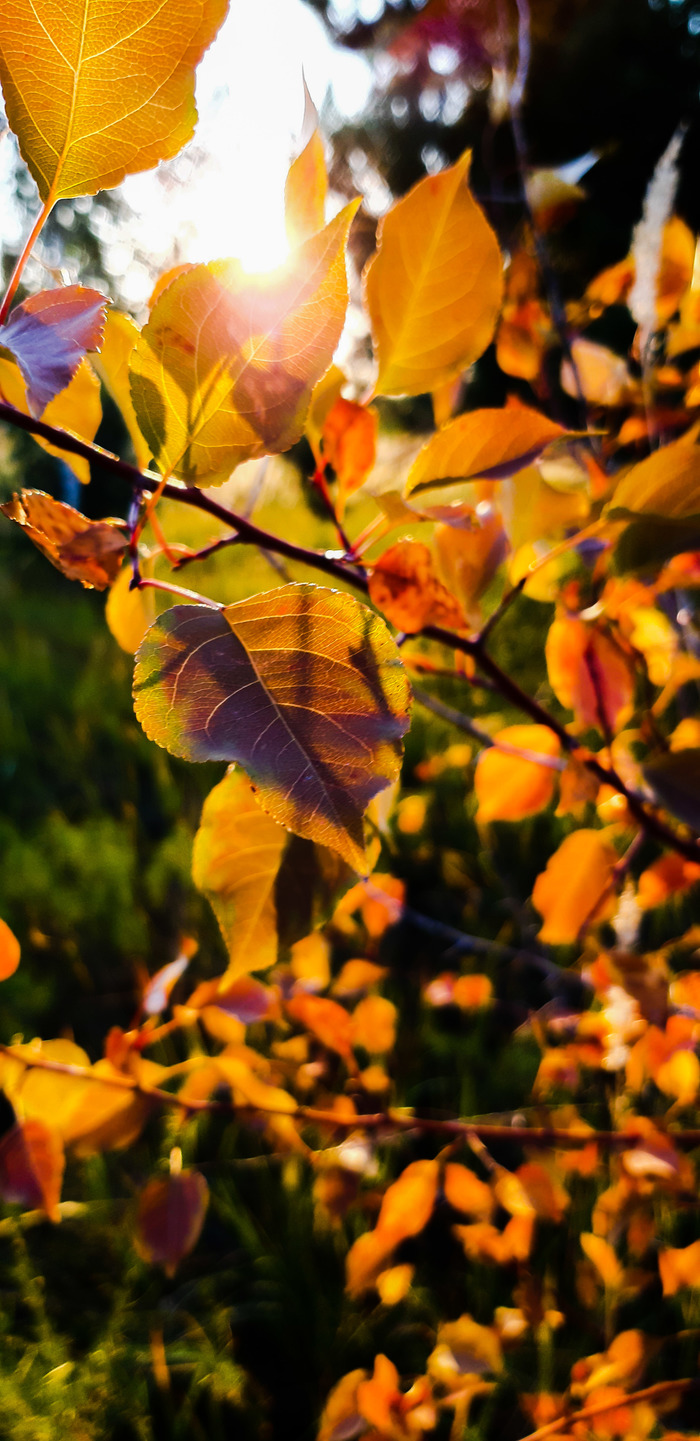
<box><xmin>133</xmin><ymin>583</ymin><xmax>411</xmax><ymax>871</ymax></box>
<box><xmin>364</xmin><ymin>150</ymin><xmax>503</xmax><ymax>398</ymax></box>
<box><xmin>129</xmin><ymin>201</ymin><xmax>359</xmax><ymax>485</ymax></box>
<box><xmin>608</xmin><ymin>428</ymin><xmax>700</xmax><ymax>519</ymax></box>
<box><xmin>1</xmin><ymin>489</ymin><xmax>127</xmax><ymax>589</ymax></box>
<box><xmin>0</xmin><ymin>0</ymin><xmax>228</xmax><ymax>203</ymax></box>
<box><xmin>405</xmin><ymin>406</ymin><xmax>568</xmax><ymax>496</ymax></box>
<box><xmin>192</xmin><ymin>766</ymin><xmax>286</xmax><ymax>983</ymax></box>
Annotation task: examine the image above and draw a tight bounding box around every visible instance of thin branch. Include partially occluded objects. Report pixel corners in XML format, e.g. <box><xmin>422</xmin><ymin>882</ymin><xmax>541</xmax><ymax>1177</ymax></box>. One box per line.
<box><xmin>517</xmin><ymin>1378</ymin><xmax>700</xmax><ymax>1441</ymax></box>
<box><xmin>4</xmin><ymin>1044</ymin><xmax>700</xmax><ymax>1150</ymax></box>
<box><xmin>413</xmin><ymin>687</ymin><xmax>566</xmax><ymax>770</ymax></box>
<box><xmin>1</xmin><ymin>399</ymin><xmax>698</xmax><ymax>862</ymax></box>
<box><xmin>137</xmin><ymin>576</ymin><xmax>223</xmax><ymax>608</ymax></box>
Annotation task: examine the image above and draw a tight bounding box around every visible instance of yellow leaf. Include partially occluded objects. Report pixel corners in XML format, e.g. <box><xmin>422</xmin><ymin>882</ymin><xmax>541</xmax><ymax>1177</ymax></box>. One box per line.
<box><xmin>290</xmin><ymin>931</ymin><xmax>331</xmax><ymax>992</ymax></box>
<box><xmin>192</xmin><ymin>767</ymin><xmax>286</xmax><ymax>983</ymax></box>
<box><xmin>0</xmin><ymin>354</ymin><xmax>101</xmax><ymax>483</ymax></box>
<box><xmin>0</xmin><ymin>0</ymin><xmax>227</xmax><ymax>202</ymax></box>
<box><xmin>376</xmin><ymin>1263</ymin><xmax>414</xmax><ymax>1305</ymax></box>
<box><xmin>91</xmin><ymin>311</ymin><xmax>152</xmax><ymax>470</ymax></box>
<box><xmin>609</xmin><ymin>427</ymin><xmax>700</xmax><ymax>520</ymax></box>
<box><xmin>0</xmin><ymin>918</ymin><xmax>20</xmax><ymax>980</ymax></box>
<box><xmin>532</xmin><ymin>830</ymin><xmax>618</xmax><ymax>944</ymax></box>
<box><xmin>351</xmin><ymin>995</ymin><xmax>397</xmax><ymax>1054</ymax></box>
<box><xmin>581</xmin><ymin>1232</ymin><xmax>624</xmax><ymax>1289</ymax></box>
<box><xmin>106</xmin><ymin>564</ymin><xmax>156</xmax><ymax>654</ymax></box>
<box><xmin>318</xmin><ymin>1369</ymin><xmax>368</xmax><ymax>1441</ymax></box>
<box><xmin>433</xmin><ymin>1314</ymin><xmax>503</xmax><ymax>1376</ymax></box>
<box><xmin>405</xmin><ymin>406</ymin><xmax>568</xmax><ymax>496</ymax></box>
<box><xmin>433</xmin><ymin>507</ymin><xmax>507</xmax><ymax>620</ymax></box>
<box><xmin>365</xmin><ymin>149</ymin><xmax>503</xmax><ymax>397</ymax></box>
<box><xmin>561</xmin><ymin>339</ymin><xmax>633</xmax><ymax>407</ymax></box>
<box><xmin>130</xmin><ymin>201</ymin><xmax>360</xmax><ymax>485</ymax></box>
<box><xmin>474</xmin><ymin>725</ymin><xmax>561</xmax><ymax>823</ymax></box>
<box><xmin>655</xmin><ymin>1048</ymin><xmax>700</xmax><ymax>1105</ymax></box>
<box><xmin>284</xmin><ymin>83</ymin><xmax>327</xmax><ymax>248</ymax></box>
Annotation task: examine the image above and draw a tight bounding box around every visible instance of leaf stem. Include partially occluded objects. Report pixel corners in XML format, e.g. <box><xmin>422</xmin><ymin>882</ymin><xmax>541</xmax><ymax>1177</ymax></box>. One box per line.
<box><xmin>137</xmin><ymin>576</ymin><xmax>223</xmax><ymax>609</ymax></box>
<box><xmin>0</xmin><ymin>199</ymin><xmax>53</xmax><ymax>325</ymax></box>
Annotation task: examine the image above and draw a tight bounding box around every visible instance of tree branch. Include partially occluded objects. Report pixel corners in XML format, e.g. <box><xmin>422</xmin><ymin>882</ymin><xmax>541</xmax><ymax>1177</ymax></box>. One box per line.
<box><xmin>517</xmin><ymin>1378</ymin><xmax>700</xmax><ymax>1441</ymax></box>
<box><xmin>1</xmin><ymin>398</ymin><xmax>698</xmax><ymax>862</ymax></box>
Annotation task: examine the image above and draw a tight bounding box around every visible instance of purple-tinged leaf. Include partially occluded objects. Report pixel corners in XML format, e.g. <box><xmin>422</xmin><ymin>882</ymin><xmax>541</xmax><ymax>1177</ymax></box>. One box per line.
<box><xmin>0</xmin><ymin>286</ymin><xmax>107</xmax><ymax>414</ymax></box>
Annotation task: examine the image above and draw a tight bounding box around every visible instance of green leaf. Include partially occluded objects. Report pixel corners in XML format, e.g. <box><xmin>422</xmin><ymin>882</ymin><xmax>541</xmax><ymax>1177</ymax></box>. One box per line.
<box><xmin>133</xmin><ymin>584</ymin><xmax>412</xmax><ymax>871</ymax></box>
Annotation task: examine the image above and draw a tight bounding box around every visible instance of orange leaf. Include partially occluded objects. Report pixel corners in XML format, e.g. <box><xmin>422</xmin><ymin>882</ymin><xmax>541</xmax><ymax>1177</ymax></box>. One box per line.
<box><xmin>321</xmin><ymin>397</ymin><xmax>377</xmax><ymax>514</ymax></box>
<box><xmin>443</xmin><ymin>1164</ymin><xmax>494</xmax><ymax>1220</ymax></box>
<box><xmin>286</xmin><ymin>994</ymin><xmax>354</xmax><ymax>1061</ymax></box>
<box><xmin>284</xmin><ymin>84</ymin><xmax>327</xmax><ymax>248</ymax></box>
<box><xmin>658</xmin><ymin>1239</ymin><xmax>700</xmax><ymax>1295</ymax></box>
<box><xmin>406</xmin><ymin>405</ymin><xmax>569</xmax><ymax>496</ymax></box>
<box><xmin>375</xmin><ymin>1159</ymin><xmax>439</xmax><ymax>1248</ymax></box>
<box><xmin>474</xmin><ymin>725</ymin><xmax>561</xmax><ymax>823</ymax></box>
<box><xmin>135</xmin><ymin>1169</ymin><xmax>209</xmax><ymax>1277</ymax></box>
<box><xmin>1</xmin><ymin>490</ymin><xmax>127</xmax><ymax>590</ymax></box>
<box><xmin>0</xmin><ymin>918</ymin><xmax>20</xmax><ymax>981</ymax></box>
<box><xmin>532</xmin><ymin>831</ymin><xmax>618</xmax><ymax>944</ymax></box>
<box><xmin>369</xmin><ymin>539</ymin><xmax>466</xmax><ymax>633</ymax></box>
<box><xmin>351</xmin><ymin>995</ymin><xmax>397</xmax><ymax>1055</ymax></box>
<box><xmin>546</xmin><ymin>616</ymin><xmax>635</xmax><ymax>735</ymax></box>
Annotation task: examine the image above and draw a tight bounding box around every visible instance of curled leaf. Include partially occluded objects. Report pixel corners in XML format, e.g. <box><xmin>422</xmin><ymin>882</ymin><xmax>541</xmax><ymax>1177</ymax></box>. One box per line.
<box><xmin>1</xmin><ymin>490</ymin><xmax>127</xmax><ymax>589</ymax></box>
<box><xmin>0</xmin><ymin>287</ymin><xmax>107</xmax><ymax>414</ymax></box>
<box><xmin>369</xmin><ymin>540</ymin><xmax>466</xmax><ymax>633</ymax></box>
<box><xmin>406</xmin><ymin>406</ymin><xmax>569</xmax><ymax>496</ymax></box>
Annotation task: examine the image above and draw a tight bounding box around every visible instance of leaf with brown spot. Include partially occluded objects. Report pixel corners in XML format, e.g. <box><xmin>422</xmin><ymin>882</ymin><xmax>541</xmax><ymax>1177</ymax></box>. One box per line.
<box><xmin>1</xmin><ymin>489</ymin><xmax>127</xmax><ymax>589</ymax></box>
<box><xmin>369</xmin><ymin>540</ymin><xmax>466</xmax><ymax>633</ymax></box>
<box><xmin>0</xmin><ymin>1117</ymin><xmax>64</xmax><ymax>1220</ymax></box>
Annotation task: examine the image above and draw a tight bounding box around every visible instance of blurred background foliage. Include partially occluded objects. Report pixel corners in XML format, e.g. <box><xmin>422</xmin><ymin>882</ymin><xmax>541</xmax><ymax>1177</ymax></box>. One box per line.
<box><xmin>1</xmin><ymin>0</ymin><xmax>699</xmax><ymax>1436</ymax></box>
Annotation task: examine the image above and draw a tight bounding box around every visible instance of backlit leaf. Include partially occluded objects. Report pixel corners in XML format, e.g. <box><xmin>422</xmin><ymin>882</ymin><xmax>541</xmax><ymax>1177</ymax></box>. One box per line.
<box><xmin>546</xmin><ymin>617</ymin><xmax>635</xmax><ymax>735</ymax></box>
<box><xmin>0</xmin><ymin>0</ymin><xmax>228</xmax><ymax>202</ymax></box>
<box><xmin>0</xmin><ymin>918</ymin><xmax>20</xmax><ymax>981</ymax></box>
<box><xmin>369</xmin><ymin>540</ymin><xmax>466</xmax><ymax>633</ymax></box>
<box><xmin>443</xmin><ymin>1164</ymin><xmax>494</xmax><ymax>1220</ymax></box>
<box><xmin>364</xmin><ymin>149</ymin><xmax>503</xmax><ymax>397</ymax></box>
<box><xmin>135</xmin><ymin>1169</ymin><xmax>209</xmax><ymax>1277</ymax></box>
<box><xmin>608</xmin><ymin>428</ymin><xmax>700</xmax><ymax>520</ymax></box>
<box><xmin>433</xmin><ymin>508</ymin><xmax>508</xmax><ymax>621</ymax></box>
<box><xmin>474</xmin><ymin>726</ymin><xmax>561</xmax><ymax>823</ymax></box>
<box><xmin>0</xmin><ymin>1117</ymin><xmax>64</xmax><ymax>1220</ymax></box>
<box><xmin>133</xmin><ymin>584</ymin><xmax>411</xmax><ymax>872</ymax></box>
<box><xmin>0</xmin><ymin>286</ymin><xmax>107</xmax><ymax>414</ymax></box>
<box><xmin>284</xmin><ymin>83</ymin><xmax>327</xmax><ymax>248</ymax></box>
<box><xmin>1</xmin><ymin>489</ymin><xmax>127</xmax><ymax>589</ymax></box>
<box><xmin>192</xmin><ymin>766</ymin><xmax>286</xmax><ymax>983</ymax></box>
<box><xmin>405</xmin><ymin>406</ymin><xmax>568</xmax><ymax>496</ymax></box>
<box><xmin>106</xmin><ymin>564</ymin><xmax>156</xmax><ymax>654</ymax></box>
<box><xmin>0</xmin><ymin>353</ymin><xmax>102</xmax><ymax>483</ymax></box>
<box><xmin>321</xmin><ymin>396</ymin><xmax>377</xmax><ymax>514</ymax></box>
<box><xmin>129</xmin><ymin>202</ymin><xmax>359</xmax><ymax>484</ymax></box>
<box><xmin>351</xmin><ymin>995</ymin><xmax>397</xmax><ymax>1054</ymax></box>
<box><xmin>658</xmin><ymin>1239</ymin><xmax>700</xmax><ymax>1294</ymax></box>
<box><xmin>91</xmin><ymin>310</ymin><xmax>152</xmax><ymax>469</ymax></box>
<box><xmin>286</xmin><ymin>993</ymin><xmax>354</xmax><ymax>1060</ymax></box>
<box><xmin>532</xmin><ymin>830</ymin><xmax>618</xmax><ymax>944</ymax></box>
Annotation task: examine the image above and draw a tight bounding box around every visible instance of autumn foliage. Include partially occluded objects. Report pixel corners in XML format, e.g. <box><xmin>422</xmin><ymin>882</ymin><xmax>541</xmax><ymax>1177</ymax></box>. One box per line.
<box><xmin>2</xmin><ymin>2</ymin><xmax>700</xmax><ymax>1437</ymax></box>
